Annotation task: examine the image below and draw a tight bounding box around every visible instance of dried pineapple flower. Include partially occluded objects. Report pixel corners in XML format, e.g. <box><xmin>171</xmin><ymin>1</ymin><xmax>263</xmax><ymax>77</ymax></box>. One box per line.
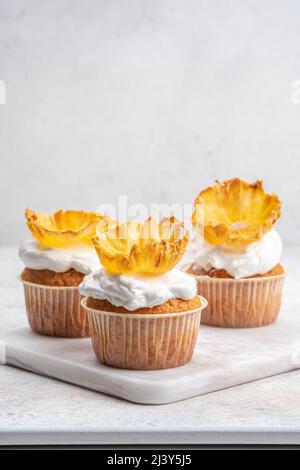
<box><xmin>92</xmin><ymin>216</ymin><xmax>189</xmax><ymax>274</ymax></box>
<box><xmin>25</xmin><ymin>208</ymin><xmax>106</xmax><ymax>248</ymax></box>
<box><xmin>192</xmin><ymin>178</ymin><xmax>281</xmax><ymax>247</ymax></box>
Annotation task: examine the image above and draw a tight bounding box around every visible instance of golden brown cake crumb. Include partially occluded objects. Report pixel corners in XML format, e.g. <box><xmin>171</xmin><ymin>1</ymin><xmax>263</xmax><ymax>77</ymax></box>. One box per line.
<box><xmin>86</xmin><ymin>296</ymin><xmax>201</xmax><ymax>314</ymax></box>
<box><xmin>21</xmin><ymin>267</ymin><xmax>84</xmax><ymax>286</ymax></box>
<box><xmin>187</xmin><ymin>263</ymin><xmax>284</xmax><ymax>279</ymax></box>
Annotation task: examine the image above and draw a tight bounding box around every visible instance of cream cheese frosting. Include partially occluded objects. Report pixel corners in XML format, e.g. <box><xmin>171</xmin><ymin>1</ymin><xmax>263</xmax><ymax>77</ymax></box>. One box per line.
<box><xmin>19</xmin><ymin>239</ymin><xmax>100</xmax><ymax>274</ymax></box>
<box><xmin>79</xmin><ymin>268</ymin><xmax>197</xmax><ymax>311</ymax></box>
<box><xmin>192</xmin><ymin>229</ymin><xmax>282</xmax><ymax>279</ymax></box>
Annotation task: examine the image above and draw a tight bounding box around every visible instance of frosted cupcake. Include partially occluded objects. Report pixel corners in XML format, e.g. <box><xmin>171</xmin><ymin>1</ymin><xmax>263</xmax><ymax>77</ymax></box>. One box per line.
<box><xmin>19</xmin><ymin>208</ymin><xmax>105</xmax><ymax>337</ymax></box>
<box><xmin>80</xmin><ymin>217</ymin><xmax>207</xmax><ymax>370</ymax></box>
<box><xmin>187</xmin><ymin>179</ymin><xmax>286</xmax><ymax>328</ymax></box>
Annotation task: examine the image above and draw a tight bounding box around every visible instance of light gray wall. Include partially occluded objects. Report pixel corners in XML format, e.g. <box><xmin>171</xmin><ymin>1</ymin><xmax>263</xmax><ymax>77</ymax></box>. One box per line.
<box><xmin>1</xmin><ymin>0</ymin><xmax>300</xmax><ymax>244</ymax></box>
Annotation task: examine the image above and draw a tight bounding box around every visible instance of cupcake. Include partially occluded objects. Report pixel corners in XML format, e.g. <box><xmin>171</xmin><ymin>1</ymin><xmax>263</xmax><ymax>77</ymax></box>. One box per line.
<box><xmin>187</xmin><ymin>178</ymin><xmax>286</xmax><ymax>328</ymax></box>
<box><xmin>80</xmin><ymin>217</ymin><xmax>207</xmax><ymax>370</ymax></box>
<box><xmin>19</xmin><ymin>208</ymin><xmax>106</xmax><ymax>337</ymax></box>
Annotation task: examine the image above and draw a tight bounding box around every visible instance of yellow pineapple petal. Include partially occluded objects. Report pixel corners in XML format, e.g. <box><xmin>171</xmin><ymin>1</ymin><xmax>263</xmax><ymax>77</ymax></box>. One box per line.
<box><xmin>192</xmin><ymin>178</ymin><xmax>281</xmax><ymax>247</ymax></box>
<box><xmin>25</xmin><ymin>208</ymin><xmax>105</xmax><ymax>248</ymax></box>
<box><xmin>93</xmin><ymin>216</ymin><xmax>189</xmax><ymax>274</ymax></box>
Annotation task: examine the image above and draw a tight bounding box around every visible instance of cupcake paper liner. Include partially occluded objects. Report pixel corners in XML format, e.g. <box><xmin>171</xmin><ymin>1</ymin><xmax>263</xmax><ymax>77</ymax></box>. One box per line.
<box><xmin>191</xmin><ymin>271</ymin><xmax>286</xmax><ymax>328</ymax></box>
<box><xmin>21</xmin><ymin>280</ymin><xmax>90</xmax><ymax>338</ymax></box>
<box><xmin>82</xmin><ymin>296</ymin><xmax>207</xmax><ymax>370</ymax></box>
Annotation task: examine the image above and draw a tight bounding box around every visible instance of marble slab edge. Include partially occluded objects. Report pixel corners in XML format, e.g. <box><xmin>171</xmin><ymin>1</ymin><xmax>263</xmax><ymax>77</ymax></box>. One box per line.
<box><xmin>2</xmin><ymin>339</ymin><xmax>300</xmax><ymax>405</ymax></box>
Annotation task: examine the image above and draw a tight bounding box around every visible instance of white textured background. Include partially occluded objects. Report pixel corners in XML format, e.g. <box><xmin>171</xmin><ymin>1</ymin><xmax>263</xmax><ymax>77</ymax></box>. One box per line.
<box><xmin>1</xmin><ymin>0</ymin><xmax>300</xmax><ymax>244</ymax></box>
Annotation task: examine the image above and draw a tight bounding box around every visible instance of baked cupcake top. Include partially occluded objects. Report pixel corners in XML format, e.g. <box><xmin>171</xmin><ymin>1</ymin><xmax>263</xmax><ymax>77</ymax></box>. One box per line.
<box><xmin>191</xmin><ymin>179</ymin><xmax>283</xmax><ymax>279</ymax></box>
<box><xmin>79</xmin><ymin>217</ymin><xmax>197</xmax><ymax>311</ymax></box>
<box><xmin>19</xmin><ymin>208</ymin><xmax>105</xmax><ymax>274</ymax></box>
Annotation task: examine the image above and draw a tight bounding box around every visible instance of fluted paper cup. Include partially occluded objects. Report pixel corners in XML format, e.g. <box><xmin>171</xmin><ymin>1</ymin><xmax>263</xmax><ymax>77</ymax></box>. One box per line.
<box><xmin>20</xmin><ymin>279</ymin><xmax>90</xmax><ymax>338</ymax></box>
<box><xmin>81</xmin><ymin>296</ymin><xmax>207</xmax><ymax>370</ymax></box>
<box><xmin>186</xmin><ymin>268</ymin><xmax>286</xmax><ymax>328</ymax></box>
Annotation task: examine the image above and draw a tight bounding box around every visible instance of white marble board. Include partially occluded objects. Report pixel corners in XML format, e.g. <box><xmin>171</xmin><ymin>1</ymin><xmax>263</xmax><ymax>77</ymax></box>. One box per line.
<box><xmin>1</xmin><ymin>303</ymin><xmax>300</xmax><ymax>405</ymax></box>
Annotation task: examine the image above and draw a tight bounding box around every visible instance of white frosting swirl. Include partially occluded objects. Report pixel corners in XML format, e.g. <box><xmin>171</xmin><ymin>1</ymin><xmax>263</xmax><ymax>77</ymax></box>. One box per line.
<box><xmin>193</xmin><ymin>229</ymin><xmax>282</xmax><ymax>279</ymax></box>
<box><xmin>79</xmin><ymin>268</ymin><xmax>197</xmax><ymax>311</ymax></box>
<box><xmin>19</xmin><ymin>239</ymin><xmax>100</xmax><ymax>274</ymax></box>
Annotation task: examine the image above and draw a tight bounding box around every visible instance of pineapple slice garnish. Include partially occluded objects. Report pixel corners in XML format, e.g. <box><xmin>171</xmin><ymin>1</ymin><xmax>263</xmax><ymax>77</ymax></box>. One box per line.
<box><xmin>192</xmin><ymin>178</ymin><xmax>281</xmax><ymax>247</ymax></box>
<box><xmin>25</xmin><ymin>208</ymin><xmax>106</xmax><ymax>248</ymax></box>
<box><xmin>92</xmin><ymin>216</ymin><xmax>189</xmax><ymax>274</ymax></box>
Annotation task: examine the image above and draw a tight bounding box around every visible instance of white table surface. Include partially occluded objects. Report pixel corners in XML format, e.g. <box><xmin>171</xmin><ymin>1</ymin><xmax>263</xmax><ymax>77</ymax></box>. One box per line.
<box><xmin>0</xmin><ymin>245</ymin><xmax>300</xmax><ymax>446</ymax></box>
